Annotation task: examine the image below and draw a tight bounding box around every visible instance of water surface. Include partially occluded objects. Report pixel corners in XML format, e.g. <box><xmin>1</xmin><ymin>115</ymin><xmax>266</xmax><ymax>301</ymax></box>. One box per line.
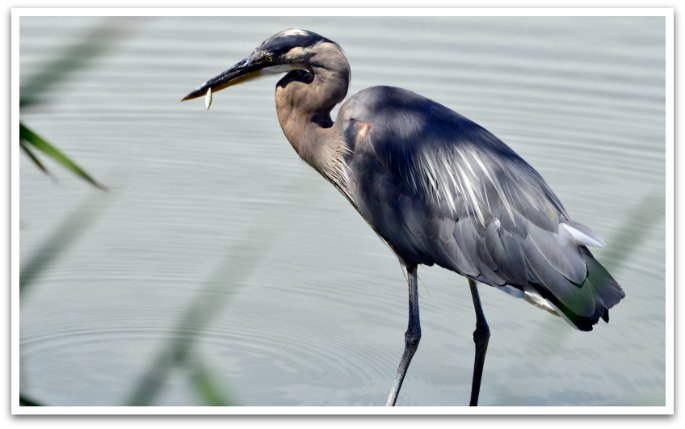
<box><xmin>20</xmin><ymin>16</ymin><xmax>666</xmax><ymax>406</ymax></box>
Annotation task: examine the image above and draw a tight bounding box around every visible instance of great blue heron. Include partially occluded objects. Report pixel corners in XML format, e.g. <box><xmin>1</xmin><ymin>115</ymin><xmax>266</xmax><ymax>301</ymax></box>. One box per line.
<box><xmin>182</xmin><ymin>28</ymin><xmax>625</xmax><ymax>406</ymax></box>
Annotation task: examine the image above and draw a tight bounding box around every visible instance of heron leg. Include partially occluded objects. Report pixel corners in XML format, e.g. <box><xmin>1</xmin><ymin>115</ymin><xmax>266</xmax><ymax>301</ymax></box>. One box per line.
<box><xmin>468</xmin><ymin>278</ymin><xmax>490</xmax><ymax>406</ymax></box>
<box><xmin>386</xmin><ymin>264</ymin><xmax>421</xmax><ymax>406</ymax></box>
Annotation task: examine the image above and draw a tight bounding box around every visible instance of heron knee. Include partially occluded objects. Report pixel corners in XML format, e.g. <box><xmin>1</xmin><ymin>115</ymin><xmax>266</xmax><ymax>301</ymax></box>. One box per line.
<box><xmin>472</xmin><ymin>321</ymin><xmax>490</xmax><ymax>344</ymax></box>
<box><xmin>405</xmin><ymin>328</ymin><xmax>422</xmax><ymax>349</ymax></box>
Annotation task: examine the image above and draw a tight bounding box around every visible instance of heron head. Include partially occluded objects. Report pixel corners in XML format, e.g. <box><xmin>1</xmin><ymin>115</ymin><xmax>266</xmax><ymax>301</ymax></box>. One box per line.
<box><xmin>181</xmin><ymin>28</ymin><xmax>340</xmax><ymax>102</ymax></box>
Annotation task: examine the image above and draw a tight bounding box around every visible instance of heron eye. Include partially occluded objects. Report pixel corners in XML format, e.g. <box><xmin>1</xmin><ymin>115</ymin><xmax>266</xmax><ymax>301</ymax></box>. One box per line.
<box><xmin>265</xmin><ymin>55</ymin><xmax>273</xmax><ymax>63</ymax></box>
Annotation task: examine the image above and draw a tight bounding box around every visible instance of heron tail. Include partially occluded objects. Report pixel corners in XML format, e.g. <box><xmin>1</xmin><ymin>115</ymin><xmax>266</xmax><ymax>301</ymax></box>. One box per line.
<box><xmin>528</xmin><ymin>247</ymin><xmax>625</xmax><ymax>331</ymax></box>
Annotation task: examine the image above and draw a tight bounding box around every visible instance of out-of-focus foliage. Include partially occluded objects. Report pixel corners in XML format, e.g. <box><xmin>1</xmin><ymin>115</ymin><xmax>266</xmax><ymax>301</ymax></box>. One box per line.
<box><xmin>20</xmin><ymin>193</ymin><xmax>111</xmax><ymax>297</ymax></box>
<box><xmin>20</xmin><ymin>123</ymin><xmax>107</xmax><ymax>191</ymax></box>
<box><xmin>20</xmin><ymin>18</ymin><xmax>139</xmax><ymax>189</ymax></box>
<box><xmin>19</xmin><ymin>394</ymin><xmax>42</xmax><ymax>406</ymax></box>
<box><xmin>127</xmin><ymin>174</ymin><xmax>319</xmax><ymax>406</ymax></box>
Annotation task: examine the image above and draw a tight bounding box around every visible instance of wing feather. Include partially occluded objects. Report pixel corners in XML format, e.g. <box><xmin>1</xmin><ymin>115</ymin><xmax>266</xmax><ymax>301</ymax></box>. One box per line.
<box><xmin>340</xmin><ymin>86</ymin><xmax>623</xmax><ymax>330</ymax></box>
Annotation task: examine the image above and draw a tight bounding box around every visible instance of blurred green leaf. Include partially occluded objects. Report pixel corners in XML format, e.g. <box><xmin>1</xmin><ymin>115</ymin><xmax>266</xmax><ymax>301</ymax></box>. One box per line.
<box><xmin>126</xmin><ymin>174</ymin><xmax>321</xmax><ymax>406</ymax></box>
<box><xmin>600</xmin><ymin>191</ymin><xmax>663</xmax><ymax>273</ymax></box>
<box><xmin>18</xmin><ymin>18</ymin><xmax>137</xmax><ymax>408</ymax></box>
<box><xmin>20</xmin><ymin>192</ymin><xmax>112</xmax><ymax>296</ymax></box>
<box><xmin>19</xmin><ymin>193</ymin><xmax>113</xmax><ymax>406</ymax></box>
<box><xmin>20</xmin><ymin>122</ymin><xmax>107</xmax><ymax>191</ymax></box>
<box><xmin>20</xmin><ymin>139</ymin><xmax>52</xmax><ymax>178</ymax></box>
<box><xmin>20</xmin><ymin>18</ymin><xmax>143</xmax><ymax>187</ymax></box>
<box><xmin>19</xmin><ymin>394</ymin><xmax>43</xmax><ymax>406</ymax></box>
<box><xmin>524</xmin><ymin>191</ymin><xmax>664</xmax><ymax>376</ymax></box>
<box><xmin>20</xmin><ymin>19</ymin><xmax>140</xmax><ymax>109</ymax></box>
<box><xmin>188</xmin><ymin>358</ymin><xmax>232</xmax><ymax>406</ymax></box>
<box><xmin>125</xmin><ymin>226</ymin><xmax>265</xmax><ymax>406</ymax></box>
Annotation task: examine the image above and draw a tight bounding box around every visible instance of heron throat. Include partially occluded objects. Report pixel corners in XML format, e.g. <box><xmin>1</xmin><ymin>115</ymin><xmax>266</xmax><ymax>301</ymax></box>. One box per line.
<box><xmin>274</xmin><ymin>42</ymin><xmax>352</xmax><ymax>196</ymax></box>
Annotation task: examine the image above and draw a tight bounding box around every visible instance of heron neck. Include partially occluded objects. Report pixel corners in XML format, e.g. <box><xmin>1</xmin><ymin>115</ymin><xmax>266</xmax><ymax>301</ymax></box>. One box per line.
<box><xmin>275</xmin><ymin>52</ymin><xmax>351</xmax><ymax>190</ymax></box>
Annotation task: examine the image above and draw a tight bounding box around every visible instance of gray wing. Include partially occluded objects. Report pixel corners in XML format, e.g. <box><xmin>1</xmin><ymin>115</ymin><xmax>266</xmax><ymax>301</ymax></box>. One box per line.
<box><xmin>339</xmin><ymin>86</ymin><xmax>624</xmax><ymax>330</ymax></box>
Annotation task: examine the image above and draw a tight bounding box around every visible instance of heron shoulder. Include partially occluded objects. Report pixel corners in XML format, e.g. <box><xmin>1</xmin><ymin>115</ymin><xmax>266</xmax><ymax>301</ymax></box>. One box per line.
<box><xmin>339</xmin><ymin>85</ymin><xmax>568</xmax><ymax>228</ymax></box>
<box><xmin>339</xmin><ymin>85</ymin><xmax>468</xmax><ymax>128</ymax></box>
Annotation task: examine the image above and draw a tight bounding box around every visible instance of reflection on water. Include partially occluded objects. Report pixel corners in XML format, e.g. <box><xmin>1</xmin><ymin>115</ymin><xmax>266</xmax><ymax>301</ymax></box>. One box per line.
<box><xmin>20</xmin><ymin>16</ymin><xmax>666</xmax><ymax>406</ymax></box>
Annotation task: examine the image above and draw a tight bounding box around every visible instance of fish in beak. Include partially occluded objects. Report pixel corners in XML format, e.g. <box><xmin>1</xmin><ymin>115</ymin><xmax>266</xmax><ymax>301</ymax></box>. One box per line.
<box><xmin>181</xmin><ymin>56</ymin><xmax>265</xmax><ymax>109</ymax></box>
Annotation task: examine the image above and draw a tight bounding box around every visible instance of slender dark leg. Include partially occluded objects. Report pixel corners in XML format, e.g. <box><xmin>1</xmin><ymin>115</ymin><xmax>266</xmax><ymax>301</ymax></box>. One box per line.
<box><xmin>386</xmin><ymin>264</ymin><xmax>421</xmax><ymax>406</ymax></box>
<box><xmin>468</xmin><ymin>278</ymin><xmax>490</xmax><ymax>406</ymax></box>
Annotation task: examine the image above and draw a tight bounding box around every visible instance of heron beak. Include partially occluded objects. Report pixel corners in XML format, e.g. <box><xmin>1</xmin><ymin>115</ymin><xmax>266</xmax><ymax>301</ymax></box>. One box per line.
<box><xmin>181</xmin><ymin>56</ymin><xmax>263</xmax><ymax>102</ymax></box>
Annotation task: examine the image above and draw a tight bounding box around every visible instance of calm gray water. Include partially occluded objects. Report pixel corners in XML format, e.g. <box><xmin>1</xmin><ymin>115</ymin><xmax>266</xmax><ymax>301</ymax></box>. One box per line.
<box><xmin>19</xmin><ymin>16</ymin><xmax>666</xmax><ymax>407</ymax></box>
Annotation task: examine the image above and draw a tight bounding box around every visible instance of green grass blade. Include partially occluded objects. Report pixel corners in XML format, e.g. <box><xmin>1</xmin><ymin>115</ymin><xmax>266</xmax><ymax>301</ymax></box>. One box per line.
<box><xmin>19</xmin><ymin>394</ymin><xmax>43</xmax><ymax>406</ymax></box>
<box><xmin>524</xmin><ymin>190</ymin><xmax>664</xmax><ymax>375</ymax></box>
<box><xmin>20</xmin><ymin>192</ymin><xmax>111</xmax><ymax>297</ymax></box>
<box><xmin>600</xmin><ymin>191</ymin><xmax>663</xmax><ymax>273</ymax></box>
<box><xmin>20</xmin><ymin>122</ymin><xmax>107</xmax><ymax>191</ymax></box>
<box><xmin>19</xmin><ymin>139</ymin><xmax>52</xmax><ymax>178</ymax></box>
<box><xmin>188</xmin><ymin>358</ymin><xmax>232</xmax><ymax>406</ymax></box>
<box><xmin>20</xmin><ymin>19</ymin><xmax>142</xmax><ymax>109</ymax></box>
<box><xmin>126</xmin><ymin>174</ymin><xmax>321</xmax><ymax>406</ymax></box>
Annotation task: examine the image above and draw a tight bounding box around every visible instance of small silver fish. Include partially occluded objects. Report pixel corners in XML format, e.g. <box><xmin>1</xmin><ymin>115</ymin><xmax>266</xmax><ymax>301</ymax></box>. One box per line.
<box><xmin>204</xmin><ymin>87</ymin><xmax>213</xmax><ymax>111</ymax></box>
